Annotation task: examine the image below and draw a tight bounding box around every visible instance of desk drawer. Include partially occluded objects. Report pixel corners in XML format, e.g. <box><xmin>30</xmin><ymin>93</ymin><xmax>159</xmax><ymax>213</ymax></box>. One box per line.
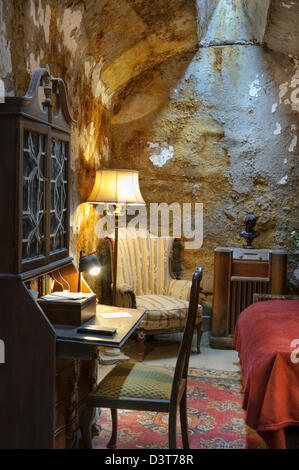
<box><xmin>232</xmin><ymin>260</ymin><xmax>269</xmax><ymax>278</ymax></box>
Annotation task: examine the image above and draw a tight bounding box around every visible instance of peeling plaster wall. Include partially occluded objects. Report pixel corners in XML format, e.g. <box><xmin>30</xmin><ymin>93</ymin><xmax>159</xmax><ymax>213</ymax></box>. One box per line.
<box><xmin>0</xmin><ymin>0</ymin><xmax>298</xmax><ymax>305</ymax></box>
<box><xmin>241</xmin><ymin>0</ymin><xmax>270</xmax><ymax>44</ymax></box>
<box><xmin>0</xmin><ymin>0</ymin><xmax>113</xmax><ymax>295</ymax></box>
<box><xmin>0</xmin><ymin>0</ymin><xmax>14</xmax><ymax>94</ymax></box>
<box><xmin>264</xmin><ymin>0</ymin><xmax>299</xmax><ymax>57</ymax></box>
<box><xmin>108</xmin><ymin>0</ymin><xmax>299</xmax><ymax>301</ymax></box>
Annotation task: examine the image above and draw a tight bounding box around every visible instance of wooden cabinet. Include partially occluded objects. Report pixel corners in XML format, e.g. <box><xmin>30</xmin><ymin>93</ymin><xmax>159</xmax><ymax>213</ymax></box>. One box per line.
<box><xmin>210</xmin><ymin>247</ymin><xmax>287</xmax><ymax>349</ymax></box>
<box><xmin>0</xmin><ymin>68</ymin><xmax>97</xmax><ymax>449</ymax></box>
<box><xmin>0</xmin><ymin>68</ymin><xmax>71</xmax><ymax>274</ymax></box>
<box><xmin>54</xmin><ymin>355</ymin><xmax>97</xmax><ymax>449</ymax></box>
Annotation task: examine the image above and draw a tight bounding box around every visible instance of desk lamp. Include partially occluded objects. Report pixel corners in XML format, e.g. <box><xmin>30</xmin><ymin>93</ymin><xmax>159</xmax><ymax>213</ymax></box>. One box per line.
<box><xmin>78</xmin><ymin>251</ymin><xmax>101</xmax><ymax>292</ymax></box>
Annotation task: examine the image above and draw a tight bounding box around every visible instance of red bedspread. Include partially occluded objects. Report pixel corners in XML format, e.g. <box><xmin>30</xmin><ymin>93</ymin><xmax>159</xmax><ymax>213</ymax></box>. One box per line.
<box><xmin>234</xmin><ymin>300</ymin><xmax>299</xmax><ymax>449</ymax></box>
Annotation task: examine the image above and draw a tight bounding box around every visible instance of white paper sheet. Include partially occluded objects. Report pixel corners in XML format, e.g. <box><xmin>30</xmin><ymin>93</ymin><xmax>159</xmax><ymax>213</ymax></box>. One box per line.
<box><xmin>99</xmin><ymin>312</ymin><xmax>132</xmax><ymax>319</ymax></box>
<box><xmin>41</xmin><ymin>292</ymin><xmax>91</xmax><ymax>301</ymax></box>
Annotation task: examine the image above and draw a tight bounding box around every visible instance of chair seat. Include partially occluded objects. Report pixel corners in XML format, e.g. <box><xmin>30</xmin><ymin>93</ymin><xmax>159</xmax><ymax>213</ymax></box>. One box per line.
<box><xmin>89</xmin><ymin>362</ymin><xmax>174</xmax><ymax>403</ymax></box>
<box><xmin>136</xmin><ymin>294</ymin><xmax>202</xmax><ymax>330</ymax></box>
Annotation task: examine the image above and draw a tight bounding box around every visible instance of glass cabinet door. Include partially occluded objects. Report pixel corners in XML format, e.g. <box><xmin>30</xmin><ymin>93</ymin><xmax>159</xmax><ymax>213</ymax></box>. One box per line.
<box><xmin>20</xmin><ymin>122</ymin><xmax>70</xmax><ymax>272</ymax></box>
<box><xmin>50</xmin><ymin>137</ymin><xmax>68</xmax><ymax>254</ymax></box>
<box><xmin>22</xmin><ymin>129</ymin><xmax>47</xmax><ymax>262</ymax></box>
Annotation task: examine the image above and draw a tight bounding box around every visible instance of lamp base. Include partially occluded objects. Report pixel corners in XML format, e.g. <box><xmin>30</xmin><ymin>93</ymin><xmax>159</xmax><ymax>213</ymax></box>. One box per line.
<box><xmin>98</xmin><ymin>347</ymin><xmax>130</xmax><ymax>365</ymax></box>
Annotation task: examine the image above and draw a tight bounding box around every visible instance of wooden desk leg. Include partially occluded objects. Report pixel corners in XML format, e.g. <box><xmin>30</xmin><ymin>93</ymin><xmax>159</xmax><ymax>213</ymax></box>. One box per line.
<box><xmin>92</xmin><ymin>408</ymin><xmax>101</xmax><ymax>436</ymax></box>
<box><xmin>80</xmin><ymin>406</ymin><xmax>95</xmax><ymax>449</ymax></box>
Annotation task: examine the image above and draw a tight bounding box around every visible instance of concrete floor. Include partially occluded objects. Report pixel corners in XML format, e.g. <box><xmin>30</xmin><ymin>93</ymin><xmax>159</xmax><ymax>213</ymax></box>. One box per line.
<box><xmin>98</xmin><ymin>330</ymin><xmax>240</xmax><ymax>379</ymax></box>
<box><xmin>125</xmin><ymin>330</ymin><xmax>240</xmax><ymax>370</ymax></box>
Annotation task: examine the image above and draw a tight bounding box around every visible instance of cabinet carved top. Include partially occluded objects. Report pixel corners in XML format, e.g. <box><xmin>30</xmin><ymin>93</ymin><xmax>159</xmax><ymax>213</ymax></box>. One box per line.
<box><xmin>0</xmin><ymin>67</ymin><xmax>76</xmax><ymax>131</ymax></box>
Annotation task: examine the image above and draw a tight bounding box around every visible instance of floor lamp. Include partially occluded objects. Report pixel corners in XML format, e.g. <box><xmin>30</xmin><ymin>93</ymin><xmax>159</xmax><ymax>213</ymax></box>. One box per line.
<box><xmin>87</xmin><ymin>168</ymin><xmax>145</xmax><ymax>305</ymax></box>
<box><xmin>87</xmin><ymin>169</ymin><xmax>145</xmax><ymax>365</ymax></box>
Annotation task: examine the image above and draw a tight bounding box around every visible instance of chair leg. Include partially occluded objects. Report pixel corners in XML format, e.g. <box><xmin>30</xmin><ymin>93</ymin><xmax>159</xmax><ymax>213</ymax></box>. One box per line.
<box><xmin>80</xmin><ymin>405</ymin><xmax>94</xmax><ymax>449</ymax></box>
<box><xmin>137</xmin><ymin>330</ymin><xmax>146</xmax><ymax>362</ymax></box>
<box><xmin>107</xmin><ymin>408</ymin><xmax>118</xmax><ymax>449</ymax></box>
<box><xmin>168</xmin><ymin>408</ymin><xmax>177</xmax><ymax>449</ymax></box>
<box><xmin>196</xmin><ymin>324</ymin><xmax>203</xmax><ymax>353</ymax></box>
<box><xmin>179</xmin><ymin>389</ymin><xmax>190</xmax><ymax>449</ymax></box>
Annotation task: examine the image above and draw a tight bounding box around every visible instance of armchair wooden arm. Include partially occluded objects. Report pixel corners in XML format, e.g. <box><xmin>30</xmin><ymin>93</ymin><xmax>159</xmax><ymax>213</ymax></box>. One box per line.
<box><xmin>113</xmin><ymin>283</ymin><xmax>136</xmax><ymax>309</ymax></box>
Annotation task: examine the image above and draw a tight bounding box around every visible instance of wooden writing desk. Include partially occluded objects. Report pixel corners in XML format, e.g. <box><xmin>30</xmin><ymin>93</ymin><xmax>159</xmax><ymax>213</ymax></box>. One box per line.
<box><xmin>55</xmin><ymin>305</ymin><xmax>145</xmax><ymax>358</ymax></box>
<box><xmin>54</xmin><ymin>304</ymin><xmax>145</xmax><ymax>447</ymax></box>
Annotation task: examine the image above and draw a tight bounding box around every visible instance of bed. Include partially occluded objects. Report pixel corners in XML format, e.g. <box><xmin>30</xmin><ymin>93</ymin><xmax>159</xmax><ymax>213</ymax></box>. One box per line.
<box><xmin>234</xmin><ymin>296</ymin><xmax>299</xmax><ymax>449</ymax></box>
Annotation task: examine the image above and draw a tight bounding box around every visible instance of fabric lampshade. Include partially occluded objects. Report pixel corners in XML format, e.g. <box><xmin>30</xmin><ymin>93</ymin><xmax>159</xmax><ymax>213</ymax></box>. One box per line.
<box><xmin>87</xmin><ymin>169</ymin><xmax>145</xmax><ymax>206</ymax></box>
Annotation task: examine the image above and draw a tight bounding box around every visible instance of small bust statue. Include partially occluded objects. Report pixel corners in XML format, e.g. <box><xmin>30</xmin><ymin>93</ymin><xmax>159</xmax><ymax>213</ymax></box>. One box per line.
<box><xmin>240</xmin><ymin>214</ymin><xmax>259</xmax><ymax>248</ymax></box>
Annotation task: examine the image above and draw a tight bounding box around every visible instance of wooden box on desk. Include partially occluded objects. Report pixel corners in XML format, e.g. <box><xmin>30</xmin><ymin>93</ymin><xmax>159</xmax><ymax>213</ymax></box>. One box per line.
<box><xmin>38</xmin><ymin>293</ymin><xmax>97</xmax><ymax>326</ymax></box>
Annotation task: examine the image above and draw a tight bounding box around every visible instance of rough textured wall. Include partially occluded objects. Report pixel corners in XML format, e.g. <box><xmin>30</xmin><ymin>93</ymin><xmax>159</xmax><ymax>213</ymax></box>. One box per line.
<box><xmin>241</xmin><ymin>0</ymin><xmax>270</xmax><ymax>44</ymax></box>
<box><xmin>0</xmin><ymin>0</ymin><xmax>298</xmax><ymax>305</ymax></box>
<box><xmin>108</xmin><ymin>0</ymin><xmax>299</xmax><ymax>303</ymax></box>
<box><xmin>264</xmin><ymin>0</ymin><xmax>299</xmax><ymax>57</ymax></box>
<box><xmin>0</xmin><ymin>0</ymin><xmax>113</xmax><ymax>294</ymax></box>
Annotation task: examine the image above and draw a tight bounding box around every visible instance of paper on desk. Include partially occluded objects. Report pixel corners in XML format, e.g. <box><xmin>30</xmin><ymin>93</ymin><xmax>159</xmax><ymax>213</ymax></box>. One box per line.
<box><xmin>99</xmin><ymin>312</ymin><xmax>132</xmax><ymax>319</ymax></box>
<box><xmin>41</xmin><ymin>292</ymin><xmax>90</xmax><ymax>301</ymax></box>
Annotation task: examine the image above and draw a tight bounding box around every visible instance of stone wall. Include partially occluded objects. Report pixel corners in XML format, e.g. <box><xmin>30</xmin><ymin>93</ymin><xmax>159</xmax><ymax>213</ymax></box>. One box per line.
<box><xmin>0</xmin><ymin>0</ymin><xmax>298</xmax><ymax>304</ymax></box>
<box><xmin>108</xmin><ymin>0</ymin><xmax>299</xmax><ymax>301</ymax></box>
<box><xmin>0</xmin><ymin>0</ymin><xmax>114</xmax><ymax>294</ymax></box>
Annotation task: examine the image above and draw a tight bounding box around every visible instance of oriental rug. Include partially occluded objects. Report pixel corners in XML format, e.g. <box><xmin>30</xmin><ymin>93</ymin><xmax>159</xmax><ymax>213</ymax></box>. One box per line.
<box><xmin>92</xmin><ymin>367</ymin><xmax>266</xmax><ymax>449</ymax></box>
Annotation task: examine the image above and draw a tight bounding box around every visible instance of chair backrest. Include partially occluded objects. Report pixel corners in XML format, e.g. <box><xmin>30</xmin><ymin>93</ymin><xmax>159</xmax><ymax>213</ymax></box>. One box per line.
<box><xmin>110</xmin><ymin>228</ymin><xmax>174</xmax><ymax>296</ymax></box>
<box><xmin>170</xmin><ymin>266</ymin><xmax>203</xmax><ymax>403</ymax></box>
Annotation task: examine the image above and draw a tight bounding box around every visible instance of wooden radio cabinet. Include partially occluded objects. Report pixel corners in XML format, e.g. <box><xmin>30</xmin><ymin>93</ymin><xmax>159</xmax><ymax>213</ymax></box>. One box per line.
<box><xmin>210</xmin><ymin>247</ymin><xmax>287</xmax><ymax>349</ymax></box>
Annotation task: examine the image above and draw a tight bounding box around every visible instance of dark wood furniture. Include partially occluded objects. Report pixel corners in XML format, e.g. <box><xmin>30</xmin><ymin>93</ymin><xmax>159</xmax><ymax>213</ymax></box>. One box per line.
<box><xmin>0</xmin><ymin>266</ymin><xmax>145</xmax><ymax>449</ymax></box>
<box><xmin>0</xmin><ymin>68</ymin><xmax>72</xmax><ymax>275</ymax></box>
<box><xmin>38</xmin><ymin>292</ymin><xmax>97</xmax><ymax>326</ymax></box>
<box><xmin>210</xmin><ymin>247</ymin><xmax>287</xmax><ymax>349</ymax></box>
<box><xmin>55</xmin><ymin>305</ymin><xmax>146</xmax><ymax>351</ymax></box>
<box><xmin>0</xmin><ymin>67</ymin><xmax>145</xmax><ymax>449</ymax></box>
<box><xmin>80</xmin><ymin>266</ymin><xmax>203</xmax><ymax>450</ymax></box>
<box><xmin>0</xmin><ymin>66</ymin><xmax>79</xmax><ymax>449</ymax></box>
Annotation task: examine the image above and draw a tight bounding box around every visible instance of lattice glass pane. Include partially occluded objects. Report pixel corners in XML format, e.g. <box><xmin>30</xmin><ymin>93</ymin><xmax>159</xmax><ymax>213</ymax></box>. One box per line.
<box><xmin>22</xmin><ymin>130</ymin><xmax>46</xmax><ymax>260</ymax></box>
<box><xmin>50</xmin><ymin>139</ymin><xmax>68</xmax><ymax>252</ymax></box>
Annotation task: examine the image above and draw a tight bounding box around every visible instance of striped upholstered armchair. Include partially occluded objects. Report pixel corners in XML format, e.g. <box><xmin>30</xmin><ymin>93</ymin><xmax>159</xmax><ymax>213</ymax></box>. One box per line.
<box><xmin>108</xmin><ymin>229</ymin><xmax>203</xmax><ymax>361</ymax></box>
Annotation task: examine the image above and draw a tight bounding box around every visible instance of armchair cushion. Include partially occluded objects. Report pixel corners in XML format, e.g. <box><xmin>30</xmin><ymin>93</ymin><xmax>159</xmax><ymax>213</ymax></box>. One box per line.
<box><xmin>136</xmin><ymin>294</ymin><xmax>202</xmax><ymax>330</ymax></box>
<box><xmin>167</xmin><ymin>279</ymin><xmax>192</xmax><ymax>301</ymax></box>
<box><xmin>114</xmin><ymin>230</ymin><xmax>174</xmax><ymax>296</ymax></box>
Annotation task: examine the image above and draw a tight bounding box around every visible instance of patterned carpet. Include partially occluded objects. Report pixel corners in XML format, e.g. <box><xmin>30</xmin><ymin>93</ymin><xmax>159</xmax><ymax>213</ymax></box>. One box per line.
<box><xmin>92</xmin><ymin>367</ymin><xmax>267</xmax><ymax>449</ymax></box>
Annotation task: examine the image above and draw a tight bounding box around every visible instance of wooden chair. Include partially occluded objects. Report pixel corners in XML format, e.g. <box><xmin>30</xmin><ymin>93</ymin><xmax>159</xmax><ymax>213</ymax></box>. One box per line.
<box><xmin>80</xmin><ymin>266</ymin><xmax>203</xmax><ymax>450</ymax></box>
